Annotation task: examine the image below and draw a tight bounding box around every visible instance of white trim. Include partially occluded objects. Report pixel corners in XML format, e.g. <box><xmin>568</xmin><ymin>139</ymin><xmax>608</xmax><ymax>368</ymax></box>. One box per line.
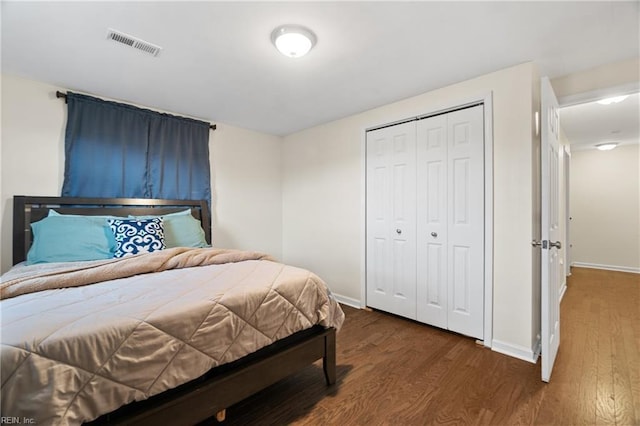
<box><xmin>360</xmin><ymin>129</ymin><xmax>367</xmax><ymax>309</ymax></box>
<box><xmin>571</xmin><ymin>262</ymin><xmax>640</xmax><ymax>274</ymax></box>
<box><xmin>482</xmin><ymin>92</ymin><xmax>494</xmax><ymax>349</ymax></box>
<box><xmin>360</xmin><ymin>92</ymin><xmax>495</xmax><ymax>346</ymax></box>
<box><xmin>360</xmin><ymin>93</ymin><xmax>499</xmax><ymax>136</ymax></box>
<box><xmin>492</xmin><ymin>339</ymin><xmax>539</xmax><ymax>364</ymax></box>
<box><xmin>333</xmin><ymin>293</ymin><xmax>362</xmax><ymax>309</ymax></box>
<box><xmin>564</xmin><ymin>146</ymin><xmax>572</xmax><ymax>278</ymax></box>
<box><xmin>557</xmin><ymin>82</ymin><xmax>640</xmax><ymax>107</ymax></box>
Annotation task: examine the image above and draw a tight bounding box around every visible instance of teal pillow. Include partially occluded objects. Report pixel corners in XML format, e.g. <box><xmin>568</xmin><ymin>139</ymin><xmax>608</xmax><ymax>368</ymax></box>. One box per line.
<box><xmin>129</xmin><ymin>209</ymin><xmax>208</xmax><ymax>248</ymax></box>
<box><xmin>48</xmin><ymin>209</ymin><xmax>122</xmax><ymax>223</ymax></box>
<box><xmin>26</xmin><ymin>216</ymin><xmax>116</xmax><ymax>264</ymax></box>
<box><xmin>48</xmin><ymin>209</ymin><xmax>121</xmax><ymax>250</ymax></box>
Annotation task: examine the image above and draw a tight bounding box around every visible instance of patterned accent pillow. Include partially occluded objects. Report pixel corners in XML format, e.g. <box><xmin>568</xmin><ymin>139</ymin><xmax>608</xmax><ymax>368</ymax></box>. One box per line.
<box><xmin>107</xmin><ymin>218</ymin><xmax>165</xmax><ymax>258</ymax></box>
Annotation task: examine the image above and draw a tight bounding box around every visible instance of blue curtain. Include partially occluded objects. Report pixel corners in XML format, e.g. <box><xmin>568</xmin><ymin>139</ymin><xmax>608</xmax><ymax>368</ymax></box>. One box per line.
<box><xmin>62</xmin><ymin>93</ymin><xmax>211</xmax><ymax>206</ymax></box>
<box><xmin>148</xmin><ymin>113</ymin><xmax>211</xmax><ymax>203</ymax></box>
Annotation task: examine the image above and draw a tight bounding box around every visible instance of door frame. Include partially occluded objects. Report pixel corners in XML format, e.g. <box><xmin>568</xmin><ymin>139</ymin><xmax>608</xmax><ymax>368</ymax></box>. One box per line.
<box><xmin>563</xmin><ymin>145</ymin><xmax>571</xmax><ymax>282</ymax></box>
<box><xmin>359</xmin><ymin>92</ymin><xmax>494</xmax><ymax>347</ymax></box>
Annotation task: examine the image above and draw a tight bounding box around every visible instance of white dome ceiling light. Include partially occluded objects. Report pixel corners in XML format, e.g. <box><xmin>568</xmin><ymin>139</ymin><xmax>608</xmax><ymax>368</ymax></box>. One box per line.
<box><xmin>596</xmin><ymin>143</ymin><xmax>618</xmax><ymax>151</ymax></box>
<box><xmin>271</xmin><ymin>25</ymin><xmax>317</xmax><ymax>58</ymax></box>
<box><xmin>597</xmin><ymin>95</ymin><xmax>629</xmax><ymax>105</ymax></box>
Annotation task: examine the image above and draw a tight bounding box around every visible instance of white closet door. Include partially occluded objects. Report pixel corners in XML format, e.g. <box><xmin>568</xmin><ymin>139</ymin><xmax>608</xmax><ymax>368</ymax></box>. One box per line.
<box><xmin>416</xmin><ymin>114</ymin><xmax>448</xmax><ymax>328</ymax></box>
<box><xmin>446</xmin><ymin>105</ymin><xmax>484</xmax><ymax>339</ymax></box>
<box><xmin>366</xmin><ymin>122</ymin><xmax>417</xmax><ymax>319</ymax></box>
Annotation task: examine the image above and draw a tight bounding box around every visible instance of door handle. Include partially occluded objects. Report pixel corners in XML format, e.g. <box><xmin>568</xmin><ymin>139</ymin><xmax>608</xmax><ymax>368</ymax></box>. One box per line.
<box><xmin>431</xmin><ymin>232</ymin><xmax>438</xmax><ymax>237</ymax></box>
<box><xmin>533</xmin><ymin>240</ymin><xmax>561</xmax><ymax>249</ymax></box>
<box><xmin>396</xmin><ymin>229</ymin><xmax>402</xmax><ymax>234</ymax></box>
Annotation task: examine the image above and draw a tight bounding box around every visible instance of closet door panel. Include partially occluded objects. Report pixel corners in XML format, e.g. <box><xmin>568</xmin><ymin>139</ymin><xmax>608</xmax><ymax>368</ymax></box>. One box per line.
<box><xmin>366</xmin><ymin>122</ymin><xmax>417</xmax><ymax>319</ymax></box>
<box><xmin>451</xmin><ymin>245</ymin><xmax>471</xmax><ymax>313</ymax></box>
<box><xmin>416</xmin><ymin>115</ymin><xmax>448</xmax><ymax>328</ymax></box>
<box><xmin>446</xmin><ymin>105</ymin><xmax>484</xmax><ymax>339</ymax></box>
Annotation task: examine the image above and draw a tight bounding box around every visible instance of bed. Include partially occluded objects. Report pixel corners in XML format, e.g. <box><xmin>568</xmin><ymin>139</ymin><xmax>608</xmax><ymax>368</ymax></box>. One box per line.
<box><xmin>1</xmin><ymin>196</ymin><xmax>344</xmax><ymax>425</ymax></box>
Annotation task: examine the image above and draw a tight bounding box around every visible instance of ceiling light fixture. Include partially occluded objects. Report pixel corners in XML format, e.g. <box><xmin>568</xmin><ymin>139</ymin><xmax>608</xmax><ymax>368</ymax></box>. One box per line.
<box><xmin>597</xmin><ymin>95</ymin><xmax>629</xmax><ymax>105</ymax></box>
<box><xmin>271</xmin><ymin>25</ymin><xmax>317</xmax><ymax>58</ymax></box>
<box><xmin>596</xmin><ymin>143</ymin><xmax>618</xmax><ymax>151</ymax></box>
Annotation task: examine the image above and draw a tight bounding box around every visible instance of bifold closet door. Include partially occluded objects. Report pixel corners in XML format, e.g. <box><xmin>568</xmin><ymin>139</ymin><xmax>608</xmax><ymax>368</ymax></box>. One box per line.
<box><xmin>416</xmin><ymin>105</ymin><xmax>485</xmax><ymax>339</ymax></box>
<box><xmin>366</xmin><ymin>122</ymin><xmax>417</xmax><ymax>319</ymax></box>
<box><xmin>416</xmin><ymin>114</ymin><xmax>448</xmax><ymax>329</ymax></box>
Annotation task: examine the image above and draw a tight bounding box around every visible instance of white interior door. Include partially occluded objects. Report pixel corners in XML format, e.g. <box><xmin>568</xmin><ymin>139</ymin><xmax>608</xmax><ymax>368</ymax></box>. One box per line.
<box><xmin>366</xmin><ymin>122</ymin><xmax>417</xmax><ymax>318</ymax></box>
<box><xmin>444</xmin><ymin>106</ymin><xmax>485</xmax><ymax>340</ymax></box>
<box><xmin>541</xmin><ymin>77</ymin><xmax>562</xmax><ymax>382</ymax></box>
<box><xmin>416</xmin><ymin>105</ymin><xmax>484</xmax><ymax>339</ymax></box>
<box><xmin>416</xmin><ymin>114</ymin><xmax>448</xmax><ymax>329</ymax></box>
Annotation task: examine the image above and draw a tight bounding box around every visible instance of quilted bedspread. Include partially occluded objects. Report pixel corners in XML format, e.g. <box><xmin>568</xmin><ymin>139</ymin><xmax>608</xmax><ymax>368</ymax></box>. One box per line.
<box><xmin>0</xmin><ymin>248</ymin><xmax>345</xmax><ymax>425</ymax></box>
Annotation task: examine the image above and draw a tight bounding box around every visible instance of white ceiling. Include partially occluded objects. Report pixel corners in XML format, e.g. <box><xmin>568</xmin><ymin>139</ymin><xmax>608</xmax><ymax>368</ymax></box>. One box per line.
<box><xmin>560</xmin><ymin>92</ymin><xmax>640</xmax><ymax>151</ymax></box>
<box><xmin>1</xmin><ymin>1</ymin><xmax>639</xmax><ymax>136</ymax></box>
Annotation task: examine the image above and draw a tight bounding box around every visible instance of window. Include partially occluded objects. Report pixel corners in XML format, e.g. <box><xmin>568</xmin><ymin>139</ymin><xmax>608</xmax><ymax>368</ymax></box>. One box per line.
<box><xmin>62</xmin><ymin>92</ymin><xmax>211</xmax><ymax>207</ymax></box>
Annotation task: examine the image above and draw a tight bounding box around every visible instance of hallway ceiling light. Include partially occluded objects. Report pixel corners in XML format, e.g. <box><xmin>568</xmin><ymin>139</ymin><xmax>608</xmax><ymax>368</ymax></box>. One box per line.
<box><xmin>596</xmin><ymin>143</ymin><xmax>618</xmax><ymax>151</ymax></box>
<box><xmin>597</xmin><ymin>95</ymin><xmax>629</xmax><ymax>105</ymax></box>
<box><xmin>271</xmin><ymin>25</ymin><xmax>316</xmax><ymax>58</ymax></box>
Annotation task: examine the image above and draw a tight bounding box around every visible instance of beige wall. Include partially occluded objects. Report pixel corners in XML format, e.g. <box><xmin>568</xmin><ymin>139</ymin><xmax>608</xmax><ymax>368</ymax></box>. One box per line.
<box><xmin>210</xmin><ymin>124</ymin><xmax>282</xmax><ymax>258</ymax></box>
<box><xmin>570</xmin><ymin>144</ymin><xmax>640</xmax><ymax>272</ymax></box>
<box><xmin>1</xmin><ymin>75</ymin><xmax>66</xmax><ymax>273</ymax></box>
<box><xmin>0</xmin><ymin>73</ymin><xmax>283</xmax><ymax>273</ymax></box>
<box><xmin>282</xmin><ymin>62</ymin><xmax>539</xmax><ymax>357</ymax></box>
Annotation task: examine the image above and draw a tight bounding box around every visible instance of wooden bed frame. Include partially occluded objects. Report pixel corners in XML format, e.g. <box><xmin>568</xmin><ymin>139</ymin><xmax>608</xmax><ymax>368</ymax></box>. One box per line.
<box><xmin>11</xmin><ymin>196</ymin><xmax>337</xmax><ymax>425</ymax></box>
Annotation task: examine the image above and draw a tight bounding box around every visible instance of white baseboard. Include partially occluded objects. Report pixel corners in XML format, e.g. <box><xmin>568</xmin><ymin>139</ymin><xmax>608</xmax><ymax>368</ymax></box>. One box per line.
<box><xmin>333</xmin><ymin>293</ymin><xmax>362</xmax><ymax>309</ymax></box>
<box><xmin>491</xmin><ymin>339</ymin><xmax>539</xmax><ymax>364</ymax></box>
<box><xmin>572</xmin><ymin>262</ymin><xmax>640</xmax><ymax>274</ymax></box>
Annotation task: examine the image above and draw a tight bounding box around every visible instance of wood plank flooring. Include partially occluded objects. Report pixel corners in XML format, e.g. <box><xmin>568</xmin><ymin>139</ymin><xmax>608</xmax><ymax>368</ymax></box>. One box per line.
<box><xmin>208</xmin><ymin>268</ymin><xmax>639</xmax><ymax>425</ymax></box>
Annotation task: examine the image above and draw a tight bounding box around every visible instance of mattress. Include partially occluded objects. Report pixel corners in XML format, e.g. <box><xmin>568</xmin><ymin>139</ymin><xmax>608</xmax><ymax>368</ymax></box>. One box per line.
<box><xmin>0</xmin><ymin>248</ymin><xmax>344</xmax><ymax>425</ymax></box>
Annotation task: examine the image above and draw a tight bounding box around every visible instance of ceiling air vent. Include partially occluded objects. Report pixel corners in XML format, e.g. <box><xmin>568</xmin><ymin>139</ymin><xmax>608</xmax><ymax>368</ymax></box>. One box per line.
<box><xmin>106</xmin><ymin>28</ymin><xmax>162</xmax><ymax>57</ymax></box>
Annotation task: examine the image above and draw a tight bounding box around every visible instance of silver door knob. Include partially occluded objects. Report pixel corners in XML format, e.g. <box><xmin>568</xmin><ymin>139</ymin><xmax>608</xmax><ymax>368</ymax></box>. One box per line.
<box><xmin>431</xmin><ymin>232</ymin><xmax>438</xmax><ymax>237</ymax></box>
<box><xmin>396</xmin><ymin>229</ymin><xmax>402</xmax><ymax>234</ymax></box>
<box><xmin>549</xmin><ymin>241</ymin><xmax>562</xmax><ymax>249</ymax></box>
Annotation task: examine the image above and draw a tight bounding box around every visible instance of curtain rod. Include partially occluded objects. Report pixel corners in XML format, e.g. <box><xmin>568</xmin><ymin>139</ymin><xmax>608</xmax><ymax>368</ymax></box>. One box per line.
<box><xmin>55</xmin><ymin>91</ymin><xmax>217</xmax><ymax>131</ymax></box>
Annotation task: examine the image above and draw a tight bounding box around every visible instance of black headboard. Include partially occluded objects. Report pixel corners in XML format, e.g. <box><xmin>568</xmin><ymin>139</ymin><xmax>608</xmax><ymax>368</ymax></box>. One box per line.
<box><xmin>13</xmin><ymin>196</ymin><xmax>211</xmax><ymax>265</ymax></box>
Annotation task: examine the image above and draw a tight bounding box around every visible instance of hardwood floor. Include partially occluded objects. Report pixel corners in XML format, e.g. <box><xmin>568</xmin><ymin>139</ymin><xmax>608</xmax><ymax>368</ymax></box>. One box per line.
<box><xmin>210</xmin><ymin>268</ymin><xmax>639</xmax><ymax>425</ymax></box>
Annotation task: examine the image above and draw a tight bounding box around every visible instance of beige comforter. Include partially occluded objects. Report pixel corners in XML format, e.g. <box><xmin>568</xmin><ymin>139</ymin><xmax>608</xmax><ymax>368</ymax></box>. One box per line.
<box><xmin>0</xmin><ymin>248</ymin><xmax>344</xmax><ymax>425</ymax></box>
<box><xmin>0</xmin><ymin>247</ymin><xmax>275</xmax><ymax>300</ymax></box>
